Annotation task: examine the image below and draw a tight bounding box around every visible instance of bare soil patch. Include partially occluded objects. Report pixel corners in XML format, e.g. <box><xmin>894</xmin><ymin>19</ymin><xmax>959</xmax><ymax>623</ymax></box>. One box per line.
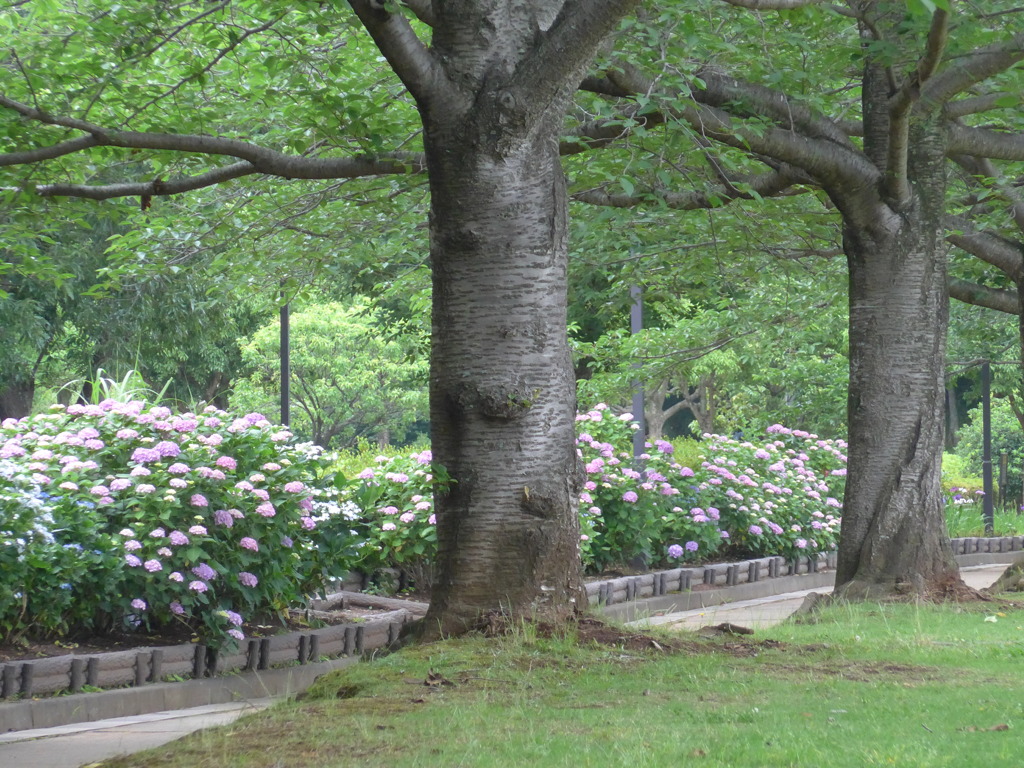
<box><xmin>0</xmin><ymin>603</ymin><xmax>397</xmax><ymax>663</ymax></box>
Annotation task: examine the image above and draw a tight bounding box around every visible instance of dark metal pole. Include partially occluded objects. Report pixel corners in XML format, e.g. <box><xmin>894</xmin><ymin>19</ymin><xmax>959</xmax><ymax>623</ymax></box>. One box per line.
<box><xmin>630</xmin><ymin>284</ymin><xmax>645</xmax><ymax>460</ymax></box>
<box><xmin>280</xmin><ymin>287</ymin><xmax>290</xmax><ymax>427</ymax></box>
<box><xmin>982</xmin><ymin>361</ymin><xmax>993</xmax><ymax>535</ymax></box>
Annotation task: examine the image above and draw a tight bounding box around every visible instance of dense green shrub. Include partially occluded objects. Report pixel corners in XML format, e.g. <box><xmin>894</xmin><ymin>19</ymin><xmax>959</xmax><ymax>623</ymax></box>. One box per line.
<box><xmin>0</xmin><ymin>401</ymin><xmax>358</xmax><ymax>648</ymax></box>
<box><xmin>955</xmin><ymin>398</ymin><xmax>1024</xmax><ymax>506</ymax></box>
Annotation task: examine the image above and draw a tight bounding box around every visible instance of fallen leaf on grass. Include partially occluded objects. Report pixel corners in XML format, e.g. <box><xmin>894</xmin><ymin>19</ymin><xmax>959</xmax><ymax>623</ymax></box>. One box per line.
<box><xmin>959</xmin><ymin>724</ymin><xmax>1010</xmax><ymax>732</ymax></box>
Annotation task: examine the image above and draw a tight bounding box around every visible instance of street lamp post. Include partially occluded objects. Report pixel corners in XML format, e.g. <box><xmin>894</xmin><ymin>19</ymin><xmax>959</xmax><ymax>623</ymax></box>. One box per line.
<box><xmin>630</xmin><ymin>284</ymin><xmax>645</xmax><ymax>460</ymax></box>
<box><xmin>280</xmin><ymin>286</ymin><xmax>290</xmax><ymax>428</ymax></box>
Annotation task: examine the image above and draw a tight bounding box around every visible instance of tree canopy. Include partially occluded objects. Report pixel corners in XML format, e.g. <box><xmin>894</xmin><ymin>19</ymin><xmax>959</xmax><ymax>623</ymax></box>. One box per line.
<box><xmin>3</xmin><ymin>0</ymin><xmax>1024</xmax><ymax>627</ymax></box>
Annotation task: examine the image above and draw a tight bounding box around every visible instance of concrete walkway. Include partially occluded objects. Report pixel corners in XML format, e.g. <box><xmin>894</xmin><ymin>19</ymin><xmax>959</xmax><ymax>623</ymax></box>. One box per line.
<box><xmin>0</xmin><ymin>698</ymin><xmax>275</xmax><ymax>767</ymax></box>
<box><xmin>633</xmin><ymin>563</ymin><xmax>1010</xmax><ymax>632</ymax></box>
<box><xmin>1</xmin><ymin>562</ymin><xmax>1015</xmax><ymax>768</ymax></box>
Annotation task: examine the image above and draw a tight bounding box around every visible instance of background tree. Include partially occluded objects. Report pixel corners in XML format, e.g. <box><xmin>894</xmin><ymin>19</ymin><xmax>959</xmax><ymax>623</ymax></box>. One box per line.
<box><xmin>234</xmin><ymin>300</ymin><xmax>429</xmax><ymax>449</ymax></box>
<box><xmin>572</xmin><ymin>0</ymin><xmax>1024</xmax><ymax>598</ymax></box>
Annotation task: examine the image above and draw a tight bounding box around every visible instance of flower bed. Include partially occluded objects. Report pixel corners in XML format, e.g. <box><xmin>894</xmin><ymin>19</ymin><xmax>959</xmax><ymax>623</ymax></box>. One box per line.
<box><xmin>343</xmin><ymin>406</ymin><xmax>846</xmax><ymax>579</ymax></box>
<box><xmin>2</xmin><ymin>398</ymin><xmax>846</xmax><ymax>655</ymax></box>
<box><xmin>1</xmin><ymin>402</ymin><xmax>358</xmax><ymax>651</ymax></box>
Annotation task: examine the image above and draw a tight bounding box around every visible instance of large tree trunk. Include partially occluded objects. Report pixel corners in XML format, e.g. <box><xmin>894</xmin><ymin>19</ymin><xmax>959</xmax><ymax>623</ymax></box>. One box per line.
<box><xmin>423</xmin><ymin>120</ymin><xmax>586</xmax><ymax>635</ymax></box>
<box><xmin>418</xmin><ymin>6</ymin><xmax>597</xmax><ymax>637</ymax></box>
<box><xmin>835</xmin><ymin>117</ymin><xmax>960</xmax><ymax>598</ymax></box>
<box><xmin>0</xmin><ymin>377</ymin><xmax>34</xmax><ymax>420</ymax></box>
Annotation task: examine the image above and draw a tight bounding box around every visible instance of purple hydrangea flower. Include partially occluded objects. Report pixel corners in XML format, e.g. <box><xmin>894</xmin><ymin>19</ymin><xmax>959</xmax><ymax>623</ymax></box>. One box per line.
<box><xmin>154</xmin><ymin>440</ymin><xmax>181</xmax><ymax>458</ymax></box>
<box><xmin>215</xmin><ymin>455</ymin><xmax>237</xmax><ymax>470</ymax></box>
<box><xmin>144</xmin><ymin>559</ymin><xmax>163</xmax><ymax>572</ymax></box>
<box><xmin>169</xmin><ymin>530</ymin><xmax>189</xmax><ymax>546</ymax></box>
<box><xmin>667</xmin><ymin>544</ymin><xmax>684</xmax><ymax>559</ymax></box>
<box><xmin>239</xmin><ymin>537</ymin><xmax>259</xmax><ymax>551</ymax></box>
<box><xmin>192</xmin><ymin>563</ymin><xmax>217</xmax><ymax>580</ymax></box>
<box><xmin>238</xmin><ymin>572</ymin><xmax>258</xmax><ymax>588</ymax></box>
<box><xmin>131</xmin><ymin>598</ymin><xmax>147</xmax><ymax>611</ymax></box>
<box><xmin>131</xmin><ymin>447</ymin><xmax>161</xmax><ymax>464</ymax></box>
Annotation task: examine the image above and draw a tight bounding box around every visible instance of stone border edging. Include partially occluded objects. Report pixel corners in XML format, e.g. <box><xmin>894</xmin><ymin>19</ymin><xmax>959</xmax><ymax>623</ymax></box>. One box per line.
<box><xmin>0</xmin><ymin>610</ymin><xmax>414</xmax><ymax>734</ymax></box>
<box><xmin>0</xmin><ymin>653</ymin><xmax>359</xmax><ymax>737</ymax></box>
<box><xmin>2</xmin><ymin>535</ymin><xmax>1021</xmax><ymax>735</ymax></box>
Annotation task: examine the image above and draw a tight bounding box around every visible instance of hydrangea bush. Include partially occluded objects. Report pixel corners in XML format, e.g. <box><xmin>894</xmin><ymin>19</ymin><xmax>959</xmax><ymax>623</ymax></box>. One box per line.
<box><xmin>575</xmin><ymin>405</ymin><xmax>846</xmax><ymax>569</ymax></box>
<box><xmin>344</xmin><ymin>449</ymin><xmax>442</xmax><ymax>590</ymax></box>
<box><xmin>338</xmin><ymin>407</ymin><xmax>846</xmax><ymax>579</ymax></box>
<box><xmin>576</xmin><ymin>404</ymin><xmax>725</xmax><ymax>570</ymax></box>
<box><xmin>686</xmin><ymin>425</ymin><xmax>845</xmax><ymax>561</ymax></box>
<box><xmin>0</xmin><ymin>401</ymin><xmax>358</xmax><ymax>648</ymax></box>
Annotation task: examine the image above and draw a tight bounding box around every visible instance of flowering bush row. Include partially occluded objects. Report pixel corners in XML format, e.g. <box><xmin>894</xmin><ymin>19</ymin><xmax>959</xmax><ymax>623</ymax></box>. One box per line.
<box><xmin>342</xmin><ymin>405</ymin><xmax>845</xmax><ymax>579</ymax></box>
<box><xmin>575</xmin><ymin>407</ymin><xmax>845</xmax><ymax>569</ymax></box>
<box><xmin>0</xmin><ymin>401</ymin><xmax>358</xmax><ymax>649</ymax></box>
<box><xmin>2</xmin><ymin>398</ymin><xmax>846</xmax><ymax>651</ymax></box>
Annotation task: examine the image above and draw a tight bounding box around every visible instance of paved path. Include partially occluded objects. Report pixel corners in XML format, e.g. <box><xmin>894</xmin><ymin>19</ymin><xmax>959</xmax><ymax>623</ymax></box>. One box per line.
<box><xmin>632</xmin><ymin>563</ymin><xmax>1010</xmax><ymax>632</ymax></box>
<box><xmin>1</xmin><ymin>563</ymin><xmax>1013</xmax><ymax>768</ymax></box>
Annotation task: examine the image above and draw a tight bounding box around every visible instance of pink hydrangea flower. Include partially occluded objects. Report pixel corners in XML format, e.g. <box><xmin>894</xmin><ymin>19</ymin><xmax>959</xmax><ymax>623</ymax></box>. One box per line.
<box><xmin>216</xmin><ymin>456</ymin><xmax>237</xmax><ymax>470</ymax></box>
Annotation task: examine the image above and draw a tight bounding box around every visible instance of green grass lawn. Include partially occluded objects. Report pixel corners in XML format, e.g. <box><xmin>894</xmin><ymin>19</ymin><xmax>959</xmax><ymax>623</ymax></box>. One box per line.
<box><xmin>945</xmin><ymin>505</ymin><xmax>1024</xmax><ymax>538</ymax></box>
<box><xmin>99</xmin><ymin>599</ymin><xmax>1024</xmax><ymax>768</ymax></box>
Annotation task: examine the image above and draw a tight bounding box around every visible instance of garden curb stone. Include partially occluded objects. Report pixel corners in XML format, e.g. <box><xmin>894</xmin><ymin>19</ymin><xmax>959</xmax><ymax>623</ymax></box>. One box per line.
<box><xmin>2</xmin><ymin>537</ymin><xmax>1022</xmax><ymax>737</ymax></box>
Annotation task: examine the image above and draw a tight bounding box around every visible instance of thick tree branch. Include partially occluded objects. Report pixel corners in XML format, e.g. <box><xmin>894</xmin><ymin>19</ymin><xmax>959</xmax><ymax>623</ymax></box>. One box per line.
<box><xmin>719</xmin><ymin>0</ymin><xmax>824</xmax><ymax>7</ymax></box>
<box><xmin>884</xmin><ymin>10</ymin><xmax>949</xmax><ymax>205</ymax></box>
<box><xmin>510</xmin><ymin>0</ymin><xmax>642</xmax><ymax>120</ymax></box>
<box><xmin>921</xmin><ymin>32</ymin><xmax>1024</xmax><ymax>109</ymax></box>
<box><xmin>0</xmin><ymin>135</ymin><xmax>100</xmax><ymax>166</ymax></box>
<box><xmin>599</xmin><ymin>64</ymin><xmax>876</xmax><ymax>189</ymax></box>
<box><xmin>695</xmin><ymin>67</ymin><xmax>857</xmax><ymax>150</ymax></box>
<box><xmin>346</xmin><ymin>0</ymin><xmax>448</xmax><ymax>106</ymax></box>
<box><xmin>948</xmin><ymin>277</ymin><xmax>1019</xmax><ymax>315</ymax></box>
<box><xmin>559</xmin><ymin>103</ymin><xmax>667</xmax><ymax>155</ymax></box>
<box><xmin>7</xmin><ymin>162</ymin><xmax>259</xmax><ymax>200</ymax></box>
<box><xmin>947</xmin><ymin>124</ymin><xmax>1024</xmax><ymax>161</ymax></box>
<box><xmin>571</xmin><ymin>167</ymin><xmax>806</xmax><ymax>210</ymax></box>
<box><xmin>946</xmin><ymin>215</ymin><xmax>1024</xmax><ymax>278</ymax></box>
<box><xmin>951</xmin><ymin>153</ymin><xmax>1024</xmax><ymax>235</ymax></box>
<box><xmin>400</xmin><ymin>0</ymin><xmax>436</xmax><ymax>26</ymax></box>
<box><xmin>0</xmin><ymin>93</ymin><xmax>426</xmax><ymax>179</ymax></box>
<box><xmin>945</xmin><ymin>93</ymin><xmax>1019</xmax><ymax>119</ymax></box>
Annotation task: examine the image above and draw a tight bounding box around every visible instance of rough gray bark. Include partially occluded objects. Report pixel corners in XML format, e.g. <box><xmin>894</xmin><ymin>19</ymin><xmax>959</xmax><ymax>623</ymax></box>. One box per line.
<box><xmin>832</xmin><ymin>60</ymin><xmax>962</xmax><ymax>596</ymax></box>
<box><xmin>0</xmin><ymin>378</ymin><xmax>34</xmax><ymax>421</ymax></box>
<box><xmin>837</xmin><ymin>191</ymin><xmax>958</xmax><ymax>596</ymax></box>
<box><xmin>354</xmin><ymin>0</ymin><xmax>640</xmax><ymax>636</ymax></box>
<box><xmin>423</xmin><ymin>91</ymin><xmax>587</xmax><ymax>635</ymax></box>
